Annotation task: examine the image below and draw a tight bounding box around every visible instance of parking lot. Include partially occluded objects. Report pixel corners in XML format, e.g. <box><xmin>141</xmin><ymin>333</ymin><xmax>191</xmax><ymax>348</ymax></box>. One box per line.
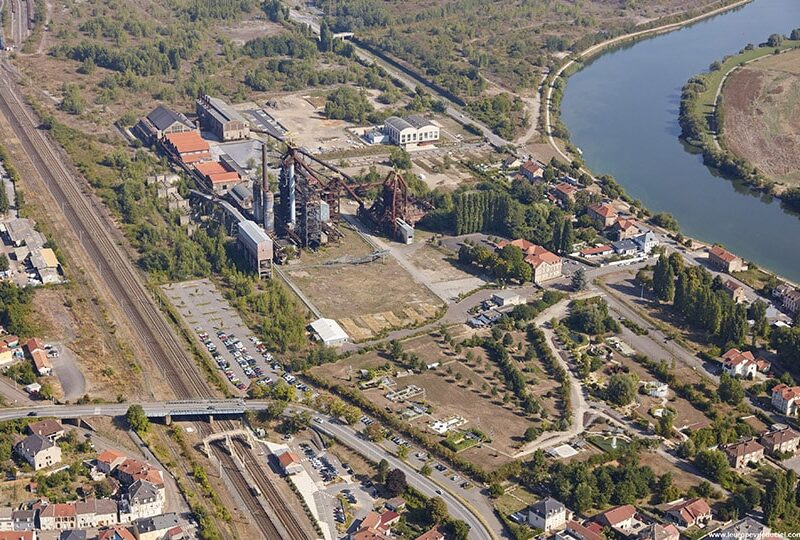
<box><xmin>162</xmin><ymin>279</ymin><xmax>284</xmax><ymax>394</ymax></box>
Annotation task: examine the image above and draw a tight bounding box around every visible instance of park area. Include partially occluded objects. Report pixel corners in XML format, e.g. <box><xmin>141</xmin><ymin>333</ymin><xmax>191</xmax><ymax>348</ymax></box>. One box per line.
<box><xmin>722</xmin><ymin>47</ymin><xmax>800</xmax><ymax>187</ymax></box>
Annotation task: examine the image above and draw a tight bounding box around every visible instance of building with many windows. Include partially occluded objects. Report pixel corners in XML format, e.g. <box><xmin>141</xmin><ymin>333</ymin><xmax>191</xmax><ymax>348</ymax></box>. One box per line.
<box><xmin>383</xmin><ymin>116</ymin><xmax>439</xmax><ymax>149</ymax></box>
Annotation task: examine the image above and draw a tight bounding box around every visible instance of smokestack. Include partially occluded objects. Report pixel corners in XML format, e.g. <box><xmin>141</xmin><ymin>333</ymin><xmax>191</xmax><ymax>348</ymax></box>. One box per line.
<box><xmin>261</xmin><ymin>143</ymin><xmax>274</xmax><ymax>232</ymax></box>
<box><xmin>287</xmin><ymin>160</ymin><xmax>296</xmax><ymax>226</ymax></box>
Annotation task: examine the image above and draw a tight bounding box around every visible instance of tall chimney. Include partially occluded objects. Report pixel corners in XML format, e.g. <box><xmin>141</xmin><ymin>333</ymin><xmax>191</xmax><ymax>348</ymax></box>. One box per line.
<box><xmin>262</xmin><ymin>143</ymin><xmax>274</xmax><ymax>232</ymax></box>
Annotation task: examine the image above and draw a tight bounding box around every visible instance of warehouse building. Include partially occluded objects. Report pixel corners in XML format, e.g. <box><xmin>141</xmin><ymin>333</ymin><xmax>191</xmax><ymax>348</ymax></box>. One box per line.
<box><xmin>162</xmin><ymin>132</ymin><xmax>211</xmax><ymax>165</ymax></box>
<box><xmin>237</xmin><ymin>220</ymin><xmax>272</xmax><ymax>279</ymax></box>
<box><xmin>309</xmin><ymin>318</ymin><xmax>349</xmax><ymax>347</ymax></box>
<box><xmin>194</xmin><ymin>160</ymin><xmax>241</xmax><ymax>195</ymax></box>
<box><xmin>196</xmin><ymin>95</ymin><xmax>250</xmax><ymax>142</ymax></box>
<box><xmin>384</xmin><ymin>115</ymin><xmax>439</xmax><ymax>149</ymax></box>
<box><xmin>134</xmin><ymin>105</ymin><xmax>195</xmax><ymax>145</ymax></box>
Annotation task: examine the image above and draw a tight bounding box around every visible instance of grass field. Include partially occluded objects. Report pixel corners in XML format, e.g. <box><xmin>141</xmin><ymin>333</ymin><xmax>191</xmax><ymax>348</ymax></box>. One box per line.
<box><xmin>722</xmin><ymin>47</ymin><xmax>800</xmax><ymax>186</ymax></box>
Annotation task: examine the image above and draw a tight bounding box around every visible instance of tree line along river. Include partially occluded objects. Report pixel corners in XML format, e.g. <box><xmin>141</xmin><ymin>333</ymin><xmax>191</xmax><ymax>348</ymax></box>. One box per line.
<box><xmin>560</xmin><ymin>0</ymin><xmax>800</xmax><ymax>284</ymax></box>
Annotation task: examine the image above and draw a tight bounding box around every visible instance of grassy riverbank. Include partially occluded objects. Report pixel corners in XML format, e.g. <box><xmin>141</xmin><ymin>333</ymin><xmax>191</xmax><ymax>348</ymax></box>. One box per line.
<box><xmin>678</xmin><ymin>38</ymin><xmax>800</xmax><ymax>197</ymax></box>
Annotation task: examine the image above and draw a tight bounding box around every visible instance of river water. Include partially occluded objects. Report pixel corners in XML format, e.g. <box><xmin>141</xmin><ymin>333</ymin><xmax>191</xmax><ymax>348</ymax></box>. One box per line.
<box><xmin>560</xmin><ymin>0</ymin><xmax>800</xmax><ymax>283</ymax></box>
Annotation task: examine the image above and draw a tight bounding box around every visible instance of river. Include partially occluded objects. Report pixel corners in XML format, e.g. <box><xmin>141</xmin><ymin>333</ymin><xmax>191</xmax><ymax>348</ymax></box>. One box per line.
<box><xmin>560</xmin><ymin>0</ymin><xmax>800</xmax><ymax>283</ymax></box>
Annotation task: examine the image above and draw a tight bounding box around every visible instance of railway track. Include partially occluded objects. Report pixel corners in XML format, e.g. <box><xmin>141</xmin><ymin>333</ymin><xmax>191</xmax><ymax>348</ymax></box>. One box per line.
<box><xmin>0</xmin><ymin>65</ymin><xmax>211</xmax><ymax>401</ymax></box>
<box><xmin>0</xmin><ymin>64</ymin><xmax>311</xmax><ymax>539</ymax></box>
<box><xmin>230</xmin><ymin>437</ymin><xmax>310</xmax><ymax>540</ymax></box>
<box><xmin>210</xmin><ymin>441</ymin><xmax>285</xmax><ymax>540</ymax></box>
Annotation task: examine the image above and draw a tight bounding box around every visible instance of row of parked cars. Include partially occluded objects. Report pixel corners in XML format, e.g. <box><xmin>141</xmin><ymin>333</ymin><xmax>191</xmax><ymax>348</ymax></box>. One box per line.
<box><xmin>300</xmin><ymin>442</ymin><xmax>339</xmax><ymax>483</ymax></box>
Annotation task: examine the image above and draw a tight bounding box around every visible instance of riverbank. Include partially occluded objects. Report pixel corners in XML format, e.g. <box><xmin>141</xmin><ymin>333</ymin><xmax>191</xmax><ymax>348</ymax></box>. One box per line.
<box><xmin>538</xmin><ymin>0</ymin><xmax>800</xmax><ymax>288</ymax></box>
<box><xmin>542</xmin><ymin>0</ymin><xmax>753</xmax><ymax>166</ymax></box>
<box><xmin>678</xmin><ymin>40</ymin><xmax>800</xmax><ymax>200</ymax></box>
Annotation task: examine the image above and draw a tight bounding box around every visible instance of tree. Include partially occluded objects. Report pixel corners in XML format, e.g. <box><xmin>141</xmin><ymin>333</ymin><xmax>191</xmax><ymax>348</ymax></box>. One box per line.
<box><xmin>653</xmin><ymin>255</ymin><xmax>675</xmax><ymax>303</ymax></box>
<box><xmin>446</xmin><ymin>520</ymin><xmax>471</xmax><ymax>540</ymax></box>
<box><xmin>319</xmin><ymin>20</ymin><xmax>334</xmax><ymax>52</ymax></box>
<box><xmin>694</xmin><ymin>449</ymin><xmax>729</xmax><ymax>482</ymax></box>
<box><xmin>389</xmin><ymin>147</ymin><xmax>412</xmax><ymax>170</ymax></box>
<box><xmin>365</xmin><ymin>423</ymin><xmax>384</xmax><ymax>442</ymax></box>
<box><xmin>125</xmin><ymin>405</ymin><xmax>149</xmax><ymax>433</ymax></box>
<box><xmin>709</xmin><ymin>60</ymin><xmax>723</xmax><ymax>71</ymax></box>
<box><xmin>0</xmin><ymin>255</ymin><xmax>8</xmax><ymax>272</ymax></box>
<box><xmin>606</xmin><ymin>373</ymin><xmax>638</xmax><ymax>406</ymax></box>
<box><xmin>420</xmin><ymin>463</ymin><xmax>432</xmax><ymax>477</ymax></box>
<box><xmin>376</xmin><ymin>459</ymin><xmax>390</xmax><ymax>483</ymax></box>
<box><xmin>396</xmin><ymin>444</ymin><xmax>409</xmax><ymax>460</ymax></box>
<box><xmin>428</xmin><ymin>496</ymin><xmax>449</xmax><ymax>523</ymax></box>
<box><xmin>489</xmin><ymin>482</ymin><xmax>505</xmax><ymax>498</ymax></box>
<box><xmin>767</xmin><ymin>33</ymin><xmax>784</xmax><ymax>47</ymax></box>
<box><xmin>719</xmin><ymin>373</ymin><xmax>745</xmax><ymax>405</ymax></box>
<box><xmin>749</xmin><ymin>299</ymin><xmax>769</xmax><ymax>342</ymax></box>
<box><xmin>523</xmin><ymin>426</ymin><xmax>539</xmax><ymax>442</ymax></box>
<box><xmin>571</xmin><ymin>268</ymin><xmax>587</xmax><ymax>291</ymax></box>
<box><xmin>385</xmin><ymin>468</ymin><xmax>407</xmax><ymax>497</ymax></box>
<box><xmin>560</xmin><ymin>219</ymin><xmax>574</xmax><ymax>254</ymax></box>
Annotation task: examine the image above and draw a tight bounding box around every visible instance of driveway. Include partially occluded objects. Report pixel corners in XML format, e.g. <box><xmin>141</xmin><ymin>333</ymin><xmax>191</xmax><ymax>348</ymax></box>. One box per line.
<box><xmin>51</xmin><ymin>344</ymin><xmax>86</xmax><ymax>401</ymax></box>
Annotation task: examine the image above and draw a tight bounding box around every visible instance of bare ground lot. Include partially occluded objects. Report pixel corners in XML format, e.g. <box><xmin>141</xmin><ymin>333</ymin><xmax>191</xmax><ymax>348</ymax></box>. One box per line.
<box><xmin>723</xmin><ymin>48</ymin><xmax>800</xmax><ymax>187</ymax></box>
<box><xmin>285</xmin><ymin>226</ymin><xmax>443</xmax><ymax>341</ymax></box>
<box><xmin>265</xmin><ymin>94</ymin><xmax>362</xmax><ymax>153</ymax></box>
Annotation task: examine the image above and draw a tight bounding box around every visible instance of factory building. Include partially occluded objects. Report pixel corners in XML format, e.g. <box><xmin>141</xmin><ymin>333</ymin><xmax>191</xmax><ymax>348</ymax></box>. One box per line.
<box><xmin>237</xmin><ymin>220</ymin><xmax>272</xmax><ymax>279</ymax></box>
<box><xmin>309</xmin><ymin>318</ymin><xmax>349</xmax><ymax>347</ymax></box>
<box><xmin>252</xmin><ymin>144</ymin><xmax>275</xmax><ymax>233</ymax></box>
<box><xmin>196</xmin><ymin>95</ymin><xmax>250</xmax><ymax>142</ymax></box>
<box><xmin>194</xmin><ymin>161</ymin><xmax>241</xmax><ymax>195</ymax></box>
<box><xmin>162</xmin><ymin>132</ymin><xmax>211</xmax><ymax>165</ymax></box>
<box><xmin>384</xmin><ymin>115</ymin><xmax>439</xmax><ymax>149</ymax></box>
<box><xmin>134</xmin><ymin>105</ymin><xmax>195</xmax><ymax>145</ymax></box>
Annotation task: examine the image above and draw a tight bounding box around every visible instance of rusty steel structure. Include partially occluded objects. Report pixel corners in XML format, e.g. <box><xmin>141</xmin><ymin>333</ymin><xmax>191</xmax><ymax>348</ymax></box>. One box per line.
<box><xmin>276</xmin><ymin>147</ymin><xmax>429</xmax><ymax>248</ymax></box>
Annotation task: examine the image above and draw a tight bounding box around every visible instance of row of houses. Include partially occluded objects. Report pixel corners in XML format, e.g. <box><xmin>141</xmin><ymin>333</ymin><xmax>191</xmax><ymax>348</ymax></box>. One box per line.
<box><xmin>773</xmin><ymin>283</ymin><xmax>800</xmax><ymax>316</ymax></box>
<box><xmin>1</xmin><ymin>218</ymin><xmax>63</xmax><ymax>285</ymax></box>
<box><xmin>720</xmin><ymin>347</ymin><xmax>771</xmax><ymax>379</ymax></box>
<box><xmin>517</xmin><ymin>496</ymin><xmax>712</xmax><ymax>536</ymax></box>
<box><xmin>348</xmin><ymin>506</ymin><xmax>444</xmax><ymax>540</ymax></box>
<box><xmin>717</xmin><ymin>426</ymin><xmax>800</xmax><ymax>469</ymax></box>
<box><xmin>0</xmin><ymin>512</ymin><xmax>184</xmax><ymax>540</ymax></box>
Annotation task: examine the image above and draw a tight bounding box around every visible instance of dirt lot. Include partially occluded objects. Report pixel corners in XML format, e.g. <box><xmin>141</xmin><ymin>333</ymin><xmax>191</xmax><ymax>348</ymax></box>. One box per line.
<box><xmin>214</xmin><ymin>19</ymin><xmax>284</xmax><ymax>45</ymax></box>
<box><xmin>286</xmin><ymin>230</ymin><xmax>443</xmax><ymax>341</ymax></box>
<box><xmin>265</xmin><ymin>94</ymin><xmax>362</xmax><ymax>153</ymax></box>
<box><xmin>723</xmin><ymin>48</ymin><xmax>800</xmax><ymax>187</ymax></box>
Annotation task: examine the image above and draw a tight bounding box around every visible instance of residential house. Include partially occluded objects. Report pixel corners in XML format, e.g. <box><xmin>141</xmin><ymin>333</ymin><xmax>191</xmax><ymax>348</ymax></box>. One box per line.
<box><xmin>638</xmin><ymin>523</ymin><xmax>680</xmax><ymax>540</ymax></box>
<box><xmin>161</xmin><ymin>132</ymin><xmax>211</xmax><ymax>166</ymax></box>
<box><xmin>31</xmin><ymin>349</ymin><xmax>52</xmax><ymax>376</ymax></box>
<box><xmin>610</xmin><ymin>218</ymin><xmax>640</xmax><ymax>240</ymax></box>
<box><xmin>96</xmin><ymin>450</ymin><xmax>128</xmax><ymax>475</ymax></box>
<box><xmin>497</xmin><ymin>239</ymin><xmax>562</xmax><ymax>284</ymax></box>
<box><xmin>124</xmin><ymin>480</ymin><xmax>165</xmax><ymax>521</ymax></box>
<box><xmin>594</xmin><ymin>504</ymin><xmax>646</xmax><ymax>535</ymax></box>
<box><xmin>502</xmin><ymin>156</ymin><xmax>522</xmax><ymax>170</ymax></box>
<box><xmin>612</xmin><ymin>239</ymin><xmax>639</xmax><ymax>256</ymax></box>
<box><xmin>665</xmin><ymin>498</ymin><xmax>712</xmax><ymax>528</ymax></box>
<box><xmin>774</xmin><ymin>284</ymin><xmax>800</xmax><ymax>315</ymax></box>
<box><xmin>114</xmin><ymin>459</ymin><xmax>162</xmax><ymax>488</ymax></box>
<box><xmin>196</xmin><ymin>95</ymin><xmax>250</xmax><ymax>142</ymax></box>
<box><xmin>714</xmin><ymin>517</ymin><xmax>775</xmax><ymax>540</ymax></box>
<box><xmin>0</xmin><ymin>346</ymin><xmax>13</xmax><ymax>366</ymax></box>
<box><xmin>349</xmin><ymin>510</ymin><xmax>400</xmax><ymax>540</ymax></box>
<box><xmin>26</xmin><ymin>420</ymin><xmax>64</xmax><ymax>442</ymax></box>
<box><xmin>723</xmin><ymin>439</ymin><xmax>764</xmax><ymax>469</ymax></box>
<box><xmin>551</xmin><ymin>183</ymin><xmax>577</xmax><ymax>206</ymax></box>
<box><xmin>22</xmin><ymin>338</ymin><xmax>43</xmax><ymax>356</ymax></box>
<box><xmin>519</xmin><ymin>160</ymin><xmax>544</xmax><ymax>181</ymax></box>
<box><xmin>134</xmin><ymin>105</ymin><xmax>195</xmax><ymax>145</ymax></box>
<box><xmin>39</xmin><ymin>503</ymin><xmax>77</xmax><ymax>530</ymax></box>
<box><xmin>414</xmin><ymin>526</ymin><xmax>445</xmax><ymax>540</ymax></box>
<box><xmin>12</xmin><ymin>510</ymin><xmax>35</xmax><ymax>531</ymax></box>
<box><xmin>133</xmin><ymin>513</ymin><xmax>181</xmax><ymax>540</ymax></box>
<box><xmin>723</xmin><ymin>280</ymin><xmax>747</xmax><ymax>304</ymax></box>
<box><xmin>760</xmin><ymin>428</ymin><xmax>800</xmax><ymax>456</ymax></box>
<box><xmin>75</xmin><ymin>499</ymin><xmax>118</xmax><ymax>529</ymax></box>
<box><xmin>556</xmin><ymin>521</ymin><xmax>604</xmax><ymax>540</ymax></box>
<box><xmin>633</xmin><ymin>231</ymin><xmax>658</xmax><ymax>254</ymax></box>
<box><xmin>721</xmin><ymin>348</ymin><xmax>759</xmax><ymax>379</ymax></box>
<box><xmin>586</xmin><ymin>203</ymin><xmax>618</xmax><ymax>229</ymax></box>
<box><xmin>772</xmin><ymin>384</ymin><xmax>800</xmax><ymax>416</ymax></box>
<box><xmin>15</xmin><ymin>434</ymin><xmax>61</xmax><ymax>470</ymax></box>
<box><xmin>708</xmin><ymin>246</ymin><xmax>746</xmax><ymax>273</ymax></box>
<box><xmin>98</xmin><ymin>526</ymin><xmax>136</xmax><ymax>540</ymax></box>
<box><xmin>193</xmin><ymin>161</ymin><xmax>241</xmax><ymax>195</ymax></box>
<box><xmin>276</xmin><ymin>451</ymin><xmax>303</xmax><ymax>475</ymax></box>
<box><xmin>61</xmin><ymin>530</ymin><xmax>87</xmax><ymax>540</ymax></box>
<box><xmin>528</xmin><ymin>498</ymin><xmax>568</xmax><ymax>532</ymax></box>
<box><xmin>0</xmin><ymin>508</ymin><xmax>11</xmax><ymax>532</ymax></box>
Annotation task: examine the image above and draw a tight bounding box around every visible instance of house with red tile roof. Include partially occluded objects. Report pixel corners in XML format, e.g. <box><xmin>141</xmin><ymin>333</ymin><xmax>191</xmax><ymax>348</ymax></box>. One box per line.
<box><xmin>723</xmin><ymin>280</ymin><xmax>747</xmax><ymax>304</ymax></box>
<box><xmin>349</xmin><ymin>510</ymin><xmax>400</xmax><ymax>540</ymax></box>
<box><xmin>26</xmin><ymin>419</ymin><xmax>64</xmax><ymax>442</ymax></box>
<box><xmin>610</xmin><ymin>218</ymin><xmax>640</xmax><ymax>240</ymax></box>
<box><xmin>519</xmin><ymin>160</ymin><xmax>544</xmax><ymax>181</ymax></box>
<box><xmin>96</xmin><ymin>449</ymin><xmax>128</xmax><ymax>474</ymax></box>
<box><xmin>39</xmin><ymin>502</ymin><xmax>77</xmax><ymax>530</ymax></box>
<box><xmin>772</xmin><ymin>383</ymin><xmax>800</xmax><ymax>416</ymax></box>
<box><xmin>525</xmin><ymin>246</ymin><xmax>562</xmax><ymax>285</ymax></box>
<box><xmin>593</xmin><ymin>504</ymin><xmax>646</xmax><ymax>534</ymax></box>
<box><xmin>640</xmin><ymin>523</ymin><xmax>680</xmax><ymax>540</ymax></box>
<box><xmin>415</xmin><ymin>526</ymin><xmax>446</xmax><ymax>540</ymax></box>
<box><xmin>557</xmin><ymin>520</ymin><xmax>605</xmax><ymax>540</ymax></box>
<box><xmin>708</xmin><ymin>246</ymin><xmax>746</xmax><ymax>273</ymax></box>
<box><xmin>580</xmin><ymin>245</ymin><xmax>613</xmax><ymax>258</ymax></box>
<box><xmin>98</xmin><ymin>526</ymin><xmax>136</xmax><ymax>540</ymax></box>
<box><xmin>31</xmin><ymin>348</ymin><xmax>52</xmax><ymax>376</ymax></box>
<box><xmin>551</xmin><ymin>182</ymin><xmax>578</xmax><ymax>206</ymax></box>
<box><xmin>586</xmin><ymin>203</ymin><xmax>618</xmax><ymax>229</ymax></box>
<box><xmin>665</xmin><ymin>498</ymin><xmax>712</xmax><ymax>528</ymax></box>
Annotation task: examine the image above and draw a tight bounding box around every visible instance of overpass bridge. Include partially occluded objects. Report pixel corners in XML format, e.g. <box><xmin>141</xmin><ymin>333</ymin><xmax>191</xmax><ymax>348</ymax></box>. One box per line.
<box><xmin>0</xmin><ymin>399</ymin><xmax>270</xmax><ymax>423</ymax></box>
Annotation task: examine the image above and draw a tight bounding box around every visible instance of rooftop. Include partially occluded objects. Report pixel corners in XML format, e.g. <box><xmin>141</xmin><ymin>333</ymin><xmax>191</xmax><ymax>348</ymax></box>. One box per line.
<box><xmin>309</xmin><ymin>318</ymin><xmax>349</xmax><ymax>344</ymax></box>
<box><xmin>164</xmin><ymin>132</ymin><xmax>210</xmax><ymax>154</ymax></box>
